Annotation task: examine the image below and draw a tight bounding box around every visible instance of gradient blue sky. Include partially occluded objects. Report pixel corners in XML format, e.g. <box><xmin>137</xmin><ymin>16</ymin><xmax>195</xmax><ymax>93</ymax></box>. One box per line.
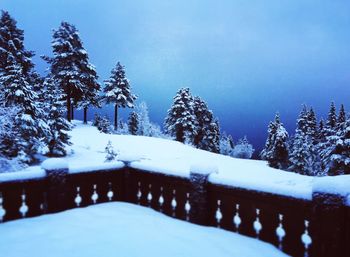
<box><xmin>2</xmin><ymin>0</ymin><xmax>350</xmax><ymax>151</ymax></box>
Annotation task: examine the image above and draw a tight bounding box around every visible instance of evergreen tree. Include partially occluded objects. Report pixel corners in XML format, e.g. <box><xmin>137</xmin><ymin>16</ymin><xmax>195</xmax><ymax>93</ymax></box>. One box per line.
<box><xmin>128</xmin><ymin>111</ymin><xmax>139</xmax><ymax>135</ymax></box>
<box><xmin>260</xmin><ymin>113</ymin><xmax>289</xmax><ymax>169</ymax></box>
<box><xmin>201</xmin><ymin>119</ymin><xmax>220</xmax><ymax>153</ymax></box>
<box><xmin>306</xmin><ymin>107</ymin><xmax>317</xmax><ymax>139</ymax></box>
<box><xmin>136</xmin><ymin>101</ymin><xmax>151</xmax><ymax>136</ymax></box>
<box><xmin>164</xmin><ymin>88</ymin><xmax>197</xmax><ymax>143</ymax></box>
<box><xmin>44</xmin><ymin>22</ymin><xmax>99</xmax><ymax>122</ymax></box>
<box><xmin>0</xmin><ymin>106</ymin><xmax>19</xmax><ymax>158</ymax></box>
<box><xmin>232</xmin><ymin>136</ymin><xmax>254</xmax><ymax>159</ymax></box>
<box><xmin>103</xmin><ymin>62</ymin><xmax>137</xmax><ymax>130</ymax></box>
<box><xmin>43</xmin><ymin>77</ymin><xmax>72</xmax><ymax>156</ymax></box>
<box><xmin>0</xmin><ymin>11</ymin><xmax>34</xmax><ymax>78</ymax></box>
<box><xmin>289</xmin><ymin>131</ymin><xmax>320</xmax><ymax>176</ymax></box>
<box><xmin>326</xmin><ymin>102</ymin><xmax>337</xmax><ymax>129</ymax></box>
<box><xmin>105</xmin><ymin>141</ymin><xmax>118</xmax><ymax>162</ymax></box>
<box><xmin>0</xmin><ymin>12</ymin><xmax>48</xmax><ymax>163</ymax></box>
<box><xmin>337</xmin><ymin>104</ymin><xmax>346</xmax><ymax>129</ymax></box>
<box><xmin>220</xmin><ymin>132</ymin><xmax>234</xmax><ymax>157</ymax></box>
<box><xmin>193</xmin><ymin>96</ymin><xmax>213</xmax><ymax>148</ymax></box>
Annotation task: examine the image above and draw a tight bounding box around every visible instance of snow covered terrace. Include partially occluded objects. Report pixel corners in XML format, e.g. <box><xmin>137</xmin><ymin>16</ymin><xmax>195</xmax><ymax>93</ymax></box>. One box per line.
<box><xmin>1</xmin><ymin>121</ymin><xmax>350</xmax><ymax>257</ymax></box>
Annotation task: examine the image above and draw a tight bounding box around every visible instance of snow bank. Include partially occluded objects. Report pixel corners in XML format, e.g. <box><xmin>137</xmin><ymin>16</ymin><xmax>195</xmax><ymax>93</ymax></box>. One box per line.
<box><xmin>0</xmin><ymin>202</ymin><xmax>288</xmax><ymax>257</ymax></box>
<box><xmin>41</xmin><ymin>158</ymin><xmax>68</xmax><ymax>171</ymax></box>
<box><xmin>69</xmin><ymin>161</ymin><xmax>124</xmax><ymax>174</ymax></box>
<box><xmin>2</xmin><ymin>121</ymin><xmax>349</xmax><ymax>202</ymax></box>
<box><xmin>190</xmin><ymin>163</ymin><xmax>218</xmax><ymax>175</ymax></box>
<box><xmin>312</xmin><ymin>175</ymin><xmax>350</xmax><ymax>198</ymax></box>
<box><xmin>0</xmin><ymin>166</ymin><xmax>44</xmax><ymax>183</ymax></box>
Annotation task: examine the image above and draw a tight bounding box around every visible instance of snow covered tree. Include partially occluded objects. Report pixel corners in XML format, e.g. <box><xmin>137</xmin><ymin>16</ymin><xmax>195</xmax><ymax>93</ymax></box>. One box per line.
<box><xmin>201</xmin><ymin>119</ymin><xmax>220</xmax><ymax>153</ymax></box>
<box><xmin>337</xmin><ymin>104</ymin><xmax>346</xmax><ymax>130</ymax></box>
<box><xmin>128</xmin><ymin>111</ymin><xmax>139</xmax><ymax>135</ymax></box>
<box><xmin>43</xmin><ymin>77</ymin><xmax>72</xmax><ymax>156</ymax></box>
<box><xmin>136</xmin><ymin>101</ymin><xmax>151</xmax><ymax>136</ymax></box>
<box><xmin>0</xmin><ymin>106</ymin><xmax>19</xmax><ymax>158</ymax></box>
<box><xmin>105</xmin><ymin>141</ymin><xmax>118</xmax><ymax>162</ymax></box>
<box><xmin>326</xmin><ymin>102</ymin><xmax>337</xmax><ymax>129</ymax></box>
<box><xmin>320</xmin><ymin>118</ymin><xmax>350</xmax><ymax>175</ymax></box>
<box><xmin>165</xmin><ymin>88</ymin><xmax>197</xmax><ymax>143</ymax></box>
<box><xmin>102</xmin><ymin>62</ymin><xmax>137</xmax><ymax>130</ymax></box>
<box><xmin>0</xmin><ymin>11</ymin><xmax>34</xmax><ymax>79</ymax></box>
<box><xmin>232</xmin><ymin>136</ymin><xmax>254</xmax><ymax>159</ymax></box>
<box><xmin>0</xmin><ymin>57</ymin><xmax>48</xmax><ymax>162</ymax></box>
<box><xmin>260</xmin><ymin>113</ymin><xmax>289</xmax><ymax>169</ymax></box>
<box><xmin>98</xmin><ymin>116</ymin><xmax>112</xmax><ymax>134</ymax></box>
<box><xmin>44</xmin><ymin>22</ymin><xmax>100</xmax><ymax>122</ymax></box>
<box><xmin>289</xmin><ymin>130</ymin><xmax>320</xmax><ymax>176</ymax></box>
<box><xmin>193</xmin><ymin>96</ymin><xmax>214</xmax><ymax>148</ymax></box>
<box><xmin>220</xmin><ymin>132</ymin><xmax>234</xmax><ymax>156</ymax></box>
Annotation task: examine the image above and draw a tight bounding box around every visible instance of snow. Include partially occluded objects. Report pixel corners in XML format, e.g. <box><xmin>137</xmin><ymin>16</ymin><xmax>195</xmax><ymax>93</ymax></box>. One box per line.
<box><xmin>0</xmin><ymin>166</ymin><xmax>44</xmax><ymax>183</ymax></box>
<box><xmin>190</xmin><ymin>163</ymin><xmax>218</xmax><ymax>175</ymax></box>
<box><xmin>2</xmin><ymin>121</ymin><xmax>350</xmax><ymax>200</ymax></box>
<box><xmin>0</xmin><ymin>202</ymin><xmax>288</xmax><ymax>257</ymax></box>
<box><xmin>312</xmin><ymin>175</ymin><xmax>350</xmax><ymax>198</ymax></box>
<box><xmin>41</xmin><ymin>158</ymin><xmax>68</xmax><ymax>171</ymax></box>
<box><xmin>66</xmin><ymin>122</ymin><xmax>315</xmax><ymax>199</ymax></box>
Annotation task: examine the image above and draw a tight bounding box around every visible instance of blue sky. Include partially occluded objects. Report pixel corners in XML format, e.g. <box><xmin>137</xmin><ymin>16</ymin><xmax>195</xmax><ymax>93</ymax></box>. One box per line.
<box><xmin>2</xmin><ymin>0</ymin><xmax>350</xmax><ymax>151</ymax></box>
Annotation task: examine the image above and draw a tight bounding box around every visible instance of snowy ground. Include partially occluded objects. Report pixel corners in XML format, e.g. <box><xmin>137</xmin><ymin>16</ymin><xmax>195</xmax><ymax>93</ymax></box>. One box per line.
<box><xmin>0</xmin><ymin>202</ymin><xmax>288</xmax><ymax>257</ymax></box>
<box><xmin>1</xmin><ymin>121</ymin><xmax>350</xmax><ymax>200</ymax></box>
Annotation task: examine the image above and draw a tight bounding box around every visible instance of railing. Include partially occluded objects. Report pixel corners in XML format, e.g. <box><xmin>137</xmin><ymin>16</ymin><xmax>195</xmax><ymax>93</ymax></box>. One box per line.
<box><xmin>0</xmin><ymin>163</ymin><xmax>349</xmax><ymax>257</ymax></box>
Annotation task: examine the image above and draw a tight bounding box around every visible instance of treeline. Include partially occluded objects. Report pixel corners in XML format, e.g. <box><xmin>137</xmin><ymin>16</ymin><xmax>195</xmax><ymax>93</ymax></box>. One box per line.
<box><xmin>261</xmin><ymin>103</ymin><xmax>350</xmax><ymax>176</ymax></box>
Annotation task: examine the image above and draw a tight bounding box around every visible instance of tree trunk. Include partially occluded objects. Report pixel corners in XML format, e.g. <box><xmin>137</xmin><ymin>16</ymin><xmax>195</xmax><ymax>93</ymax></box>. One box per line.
<box><xmin>66</xmin><ymin>93</ymin><xmax>71</xmax><ymax>122</ymax></box>
<box><xmin>84</xmin><ymin>107</ymin><xmax>87</xmax><ymax>124</ymax></box>
<box><xmin>114</xmin><ymin>104</ymin><xmax>118</xmax><ymax>130</ymax></box>
<box><xmin>71</xmin><ymin>105</ymin><xmax>74</xmax><ymax>120</ymax></box>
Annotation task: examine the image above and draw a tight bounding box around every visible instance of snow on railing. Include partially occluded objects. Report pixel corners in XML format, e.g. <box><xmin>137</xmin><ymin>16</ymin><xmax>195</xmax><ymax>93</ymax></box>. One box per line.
<box><xmin>0</xmin><ymin>161</ymin><xmax>349</xmax><ymax>257</ymax></box>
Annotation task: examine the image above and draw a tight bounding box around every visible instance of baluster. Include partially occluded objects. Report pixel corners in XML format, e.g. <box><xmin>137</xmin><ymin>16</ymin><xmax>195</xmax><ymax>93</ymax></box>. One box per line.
<box><xmin>185</xmin><ymin>193</ymin><xmax>191</xmax><ymax>221</ymax></box>
<box><xmin>136</xmin><ymin>182</ymin><xmax>142</xmax><ymax>204</ymax></box>
<box><xmin>158</xmin><ymin>186</ymin><xmax>164</xmax><ymax>212</ymax></box>
<box><xmin>75</xmin><ymin>187</ymin><xmax>82</xmax><ymax>207</ymax></box>
<box><xmin>19</xmin><ymin>190</ymin><xmax>28</xmax><ymax>218</ymax></box>
<box><xmin>301</xmin><ymin>220</ymin><xmax>312</xmax><ymax>257</ymax></box>
<box><xmin>0</xmin><ymin>192</ymin><xmax>5</xmax><ymax>222</ymax></box>
<box><xmin>276</xmin><ymin>214</ymin><xmax>286</xmax><ymax>250</ymax></box>
<box><xmin>147</xmin><ymin>184</ymin><xmax>152</xmax><ymax>206</ymax></box>
<box><xmin>253</xmin><ymin>208</ymin><xmax>262</xmax><ymax>238</ymax></box>
<box><xmin>107</xmin><ymin>182</ymin><xmax>114</xmax><ymax>201</ymax></box>
<box><xmin>171</xmin><ymin>189</ymin><xmax>177</xmax><ymax>217</ymax></box>
<box><xmin>233</xmin><ymin>204</ymin><xmax>241</xmax><ymax>232</ymax></box>
<box><xmin>216</xmin><ymin>200</ymin><xmax>222</xmax><ymax>227</ymax></box>
<box><xmin>91</xmin><ymin>184</ymin><xmax>99</xmax><ymax>204</ymax></box>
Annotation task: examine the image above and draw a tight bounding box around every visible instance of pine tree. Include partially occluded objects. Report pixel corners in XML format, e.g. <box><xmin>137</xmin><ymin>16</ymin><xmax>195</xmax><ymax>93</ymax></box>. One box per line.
<box><xmin>44</xmin><ymin>22</ymin><xmax>100</xmax><ymax>122</ymax></box>
<box><xmin>0</xmin><ymin>12</ymin><xmax>48</xmax><ymax>163</ymax></box>
<box><xmin>0</xmin><ymin>11</ymin><xmax>34</xmax><ymax>78</ymax></box>
<box><xmin>103</xmin><ymin>62</ymin><xmax>137</xmax><ymax>130</ymax></box>
<box><xmin>43</xmin><ymin>77</ymin><xmax>72</xmax><ymax>156</ymax></box>
<box><xmin>306</xmin><ymin>107</ymin><xmax>317</xmax><ymax>139</ymax></box>
<box><xmin>136</xmin><ymin>101</ymin><xmax>151</xmax><ymax>136</ymax></box>
<box><xmin>337</xmin><ymin>104</ymin><xmax>346</xmax><ymax>130</ymax></box>
<box><xmin>326</xmin><ymin>102</ymin><xmax>337</xmax><ymax>129</ymax></box>
<box><xmin>105</xmin><ymin>141</ymin><xmax>118</xmax><ymax>162</ymax></box>
<box><xmin>193</xmin><ymin>96</ymin><xmax>213</xmax><ymax>148</ymax></box>
<box><xmin>201</xmin><ymin>119</ymin><xmax>220</xmax><ymax>153</ymax></box>
<box><xmin>260</xmin><ymin>113</ymin><xmax>289</xmax><ymax>169</ymax></box>
<box><xmin>319</xmin><ymin>102</ymin><xmax>339</xmax><ymax>173</ymax></box>
<box><xmin>232</xmin><ymin>136</ymin><xmax>255</xmax><ymax>159</ymax></box>
<box><xmin>128</xmin><ymin>111</ymin><xmax>139</xmax><ymax>135</ymax></box>
<box><xmin>0</xmin><ymin>106</ymin><xmax>19</xmax><ymax>158</ymax></box>
<box><xmin>164</xmin><ymin>88</ymin><xmax>197</xmax><ymax>143</ymax></box>
<box><xmin>220</xmin><ymin>132</ymin><xmax>234</xmax><ymax>156</ymax></box>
